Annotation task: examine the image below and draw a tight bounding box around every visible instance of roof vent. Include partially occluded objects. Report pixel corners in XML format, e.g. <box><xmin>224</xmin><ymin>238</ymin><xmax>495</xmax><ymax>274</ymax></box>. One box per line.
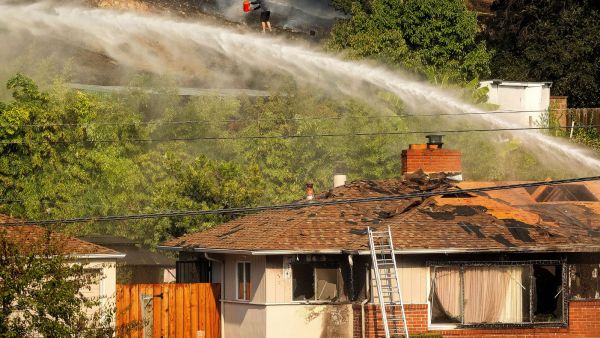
<box><xmin>426</xmin><ymin>134</ymin><xmax>444</xmax><ymax>149</ymax></box>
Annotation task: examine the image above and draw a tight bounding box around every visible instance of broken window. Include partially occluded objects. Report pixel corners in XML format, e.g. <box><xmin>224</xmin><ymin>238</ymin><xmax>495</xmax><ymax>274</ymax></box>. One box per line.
<box><xmin>292</xmin><ymin>263</ymin><xmax>342</xmax><ymax>302</ymax></box>
<box><xmin>237</xmin><ymin>262</ymin><xmax>251</xmax><ymax>301</ymax></box>
<box><xmin>292</xmin><ymin>263</ymin><xmax>314</xmax><ymax>301</ymax></box>
<box><xmin>430</xmin><ymin>261</ymin><xmax>564</xmax><ymax>326</ymax></box>
<box><xmin>533</xmin><ymin>265</ymin><xmax>563</xmax><ymax>323</ymax></box>
<box><xmin>315</xmin><ymin>268</ymin><xmax>338</xmax><ymax>300</ymax></box>
<box><xmin>569</xmin><ymin>264</ymin><xmax>600</xmax><ymax>300</ymax></box>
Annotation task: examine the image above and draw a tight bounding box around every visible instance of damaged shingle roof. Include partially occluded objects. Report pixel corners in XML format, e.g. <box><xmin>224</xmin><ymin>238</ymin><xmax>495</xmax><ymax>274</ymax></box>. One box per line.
<box><xmin>0</xmin><ymin>214</ymin><xmax>121</xmax><ymax>256</ymax></box>
<box><xmin>160</xmin><ymin>173</ymin><xmax>600</xmax><ymax>254</ymax></box>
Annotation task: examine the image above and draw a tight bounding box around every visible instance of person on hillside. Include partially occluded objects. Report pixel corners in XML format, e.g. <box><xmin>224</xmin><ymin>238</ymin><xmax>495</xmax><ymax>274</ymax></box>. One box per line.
<box><xmin>251</xmin><ymin>0</ymin><xmax>271</xmax><ymax>33</ymax></box>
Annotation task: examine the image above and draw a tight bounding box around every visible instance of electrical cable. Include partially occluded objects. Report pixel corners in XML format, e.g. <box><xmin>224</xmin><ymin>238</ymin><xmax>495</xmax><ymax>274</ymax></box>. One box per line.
<box><xmin>0</xmin><ymin>125</ymin><xmax>595</xmax><ymax>145</ymax></box>
<box><xmin>18</xmin><ymin>109</ymin><xmax>553</xmax><ymax>128</ymax></box>
<box><xmin>2</xmin><ymin>175</ymin><xmax>599</xmax><ymax>226</ymax></box>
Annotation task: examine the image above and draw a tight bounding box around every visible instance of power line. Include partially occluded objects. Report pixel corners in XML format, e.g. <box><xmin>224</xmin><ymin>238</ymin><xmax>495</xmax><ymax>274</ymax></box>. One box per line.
<box><xmin>0</xmin><ymin>124</ymin><xmax>591</xmax><ymax>145</ymax></box>
<box><xmin>18</xmin><ymin>109</ymin><xmax>550</xmax><ymax>128</ymax></box>
<box><xmin>2</xmin><ymin>176</ymin><xmax>599</xmax><ymax>226</ymax></box>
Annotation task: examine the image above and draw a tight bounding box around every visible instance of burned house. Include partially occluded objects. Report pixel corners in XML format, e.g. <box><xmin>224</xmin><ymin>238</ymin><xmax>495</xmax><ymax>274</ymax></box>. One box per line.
<box><xmin>159</xmin><ymin>138</ymin><xmax>600</xmax><ymax>338</ymax></box>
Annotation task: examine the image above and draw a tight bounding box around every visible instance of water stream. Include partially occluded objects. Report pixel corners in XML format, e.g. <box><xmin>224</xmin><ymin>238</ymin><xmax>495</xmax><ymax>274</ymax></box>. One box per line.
<box><xmin>1</xmin><ymin>2</ymin><xmax>599</xmax><ymax>171</ymax></box>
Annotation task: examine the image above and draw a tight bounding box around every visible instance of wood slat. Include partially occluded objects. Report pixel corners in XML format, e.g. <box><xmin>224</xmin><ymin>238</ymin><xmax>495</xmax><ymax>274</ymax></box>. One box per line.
<box><xmin>175</xmin><ymin>285</ymin><xmax>184</xmax><ymax>338</ymax></box>
<box><xmin>169</xmin><ymin>284</ymin><xmax>177</xmax><ymax>338</ymax></box>
<box><xmin>190</xmin><ymin>284</ymin><xmax>199</xmax><ymax>337</ymax></box>
<box><xmin>131</xmin><ymin>284</ymin><xmax>140</xmax><ymax>338</ymax></box>
<box><xmin>153</xmin><ymin>284</ymin><xmax>162</xmax><ymax>338</ymax></box>
<box><xmin>183</xmin><ymin>284</ymin><xmax>192</xmax><ymax>338</ymax></box>
<box><xmin>116</xmin><ymin>283</ymin><xmax>220</xmax><ymax>338</ymax></box>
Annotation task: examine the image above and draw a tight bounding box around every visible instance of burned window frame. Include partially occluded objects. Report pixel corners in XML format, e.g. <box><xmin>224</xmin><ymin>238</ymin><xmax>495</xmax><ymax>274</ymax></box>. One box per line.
<box><xmin>568</xmin><ymin>263</ymin><xmax>600</xmax><ymax>300</ymax></box>
<box><xmin>291</xmin><ymin>261</ymin><xmax>342</xmax><ymax>303</ymax></box>
<box><xmin>427</xmin><ymin>260</ymin><xmax>568</xmax><ymax>329</ymax></box>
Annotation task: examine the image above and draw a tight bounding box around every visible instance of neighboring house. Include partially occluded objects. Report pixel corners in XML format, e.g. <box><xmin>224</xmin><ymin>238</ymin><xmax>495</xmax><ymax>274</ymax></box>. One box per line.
<box><xmin>480</xmin><ymin>79</ymin><xmax>552</xmax><ymax>127</ymax></box>
<box><xmin>0</xmin><ymin>215</ymin><xmax>125</xmax><ymax>318</ymax></box>
<box><xmin>79</xmin><ymin>235</ymin><xmax>175</xmax><ymax>284</ymax></box>
<box><xmin>159</xmin><ymin>137</ymin><xmax>600</xmax><ymax>338</ymax></box>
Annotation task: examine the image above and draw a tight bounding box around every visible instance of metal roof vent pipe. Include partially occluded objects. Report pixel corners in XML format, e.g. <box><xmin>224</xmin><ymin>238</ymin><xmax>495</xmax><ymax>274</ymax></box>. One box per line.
<box><xmin>333</xmin><ymin>162</ymin><xmax>347</xmax><ymax>188</ymax></box>
<box><xmin>305</xmin><ymin>182</ymin><xmax>314</xmax><ymax>201</ymax></box>
<box><xmin>426</xmin><ymin>134</ymin><xmax>444</xmax><ymax>149</ymax></box>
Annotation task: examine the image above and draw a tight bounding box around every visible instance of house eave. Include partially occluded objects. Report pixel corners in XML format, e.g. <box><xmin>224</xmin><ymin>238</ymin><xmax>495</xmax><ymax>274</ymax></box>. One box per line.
<box><xmin>159</xmin><ymin>245</ymin><xmax>600</xmax><ymax>256</ymax></box>
<box><xmin>73</xmin><ymin>253</ymin><xmax>126</xmax><ymax>259</ymax></box>
<box><xmin>157</xmin><ymin>245</ymin><xmax>344</xmax><ymax>255</ymax></box>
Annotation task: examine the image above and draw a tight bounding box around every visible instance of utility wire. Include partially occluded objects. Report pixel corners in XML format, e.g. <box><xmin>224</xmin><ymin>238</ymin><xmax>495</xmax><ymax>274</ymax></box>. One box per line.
<box><xmin>0</xmin><ymin>124</ymin><xmax>592</xmax><ymax>145</ymax></box>
<box><xmin>18</xmin><ymin>109</ymin><xmax>551</xmax><ymax>128</ymax></box>
<box><xmin>2</xmin><ymin>176</ymin><xmax>599</xmax><ymax>226</ymax></box>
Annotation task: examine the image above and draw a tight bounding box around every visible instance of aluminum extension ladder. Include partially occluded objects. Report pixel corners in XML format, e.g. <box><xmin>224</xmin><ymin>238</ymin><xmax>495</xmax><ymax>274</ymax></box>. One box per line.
<box><xmin>368</xmin><ymin>226</ymin><xmax>409</xmax><ymax>338</ymax></box>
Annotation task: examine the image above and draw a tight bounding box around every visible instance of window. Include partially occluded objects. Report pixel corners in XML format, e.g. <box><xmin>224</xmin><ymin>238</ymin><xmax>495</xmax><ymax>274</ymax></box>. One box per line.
<box><xmin>292</xmin><ymin>263</ymin><xmax>341</xmax><ymax>302</ymax></box>
<box><xmin>430</xmin><ymin>261</ymin><xmax>565</xmax><ymax>327</ymax></box>
<box><xmin>237</xmin><ymin>262</ymin><xmax>251</xmax><ymax>301</ymax></box>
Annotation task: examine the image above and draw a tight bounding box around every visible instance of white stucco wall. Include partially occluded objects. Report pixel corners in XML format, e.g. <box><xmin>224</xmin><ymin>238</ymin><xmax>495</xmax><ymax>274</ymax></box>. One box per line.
<box><xmin>480</xmin><ymin>80</ymin><xmax>552</xmax><ymax>127</ymax></box>
<box><xmin>266</xmin><ymin>304</ymin><xmax>353</xmax><ymax>338</ymax></box>
<box><xmin>80</xmin><ymin>258</ymin><xmax>118</xmax><ymax>321</ymax></box>
<box><xmin>223</xmin><ymin>302</ymin><xmax>267</xmax><ymax>338</ymax></box>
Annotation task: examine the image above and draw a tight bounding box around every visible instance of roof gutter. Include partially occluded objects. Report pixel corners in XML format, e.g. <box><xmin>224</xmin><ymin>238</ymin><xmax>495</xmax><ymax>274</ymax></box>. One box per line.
<box><xmin>73</xmin><ymin>253</ymin><xmax>126</xmax><ymax>259</ymax></box>
<box><xmin>157</xmin><ymin>245</ymin><xmax>344</xmax><ymax>255</ymax></box>
<box><xmin>158</xmin><ymin>246</ymin><xmax>600</xmax><ymax>256</ymax></box>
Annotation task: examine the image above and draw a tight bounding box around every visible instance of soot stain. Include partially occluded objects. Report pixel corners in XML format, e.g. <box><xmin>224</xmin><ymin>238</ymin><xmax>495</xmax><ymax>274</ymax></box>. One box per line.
<box><xmin>423</xmin><ymin>210</ymin><xmax>455</xmax><ymax>220</ymax></box>
<box><xmin>453</xmin><ymin>205</ymin><xmax>486</xmax><ymax>216</ymax></box>
<box><xmin>491</xmin><ymin>234</ymin><xmax>516</xmax><ymax>247</ymax></box>
<box><xmin>350</xmin><ymin>228</ymin><xmax>368</xmax><ymax>235</ymax></box>
<box><xmin>458</xmin><ymin>222</ymin><xmax>485</xmax><ymax>238</ymax></box>
<box><xmin>503</xmin><ymin>219</ymin><xmax>534</xmax><ymax>242</ymax></box>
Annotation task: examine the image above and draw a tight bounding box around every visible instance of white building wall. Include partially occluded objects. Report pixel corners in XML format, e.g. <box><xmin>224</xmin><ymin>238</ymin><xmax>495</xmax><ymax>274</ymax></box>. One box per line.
<box><xmin>370</xmin><ymin>256</ymin><xmax>429</xmax><ymax>305</ymax></box>
<box><xmin>81</xmin><ymin>259</ymin><xmax>118</xmax><ymax>321</ymax></box>
<box><xmin>480</xmin><ymin>80</ymin><xmax>552</xmax><ymax>127</ymax></box>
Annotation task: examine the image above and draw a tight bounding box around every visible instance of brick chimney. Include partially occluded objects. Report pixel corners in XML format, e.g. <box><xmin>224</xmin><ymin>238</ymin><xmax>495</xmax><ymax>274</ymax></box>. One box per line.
<box><xmin>401</xmin><ymin>135</ymin><xmax>462</xmax><ymax>177</ymax></box>
<box><xmin>305</xmin><ymin>182</ymin><xmax>314</xmax><ymax>201</ymax></box>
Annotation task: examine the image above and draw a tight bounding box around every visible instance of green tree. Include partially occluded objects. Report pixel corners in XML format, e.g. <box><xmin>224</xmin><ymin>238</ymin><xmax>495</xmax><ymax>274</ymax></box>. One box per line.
<box><xmin>0</xmin><ymin>228</ymin><xmax>112</xmax><ymax>337</ymax></box>
<box><xmin>486</xmin><ymin>0</ymin><xmax>600</xmax><ymax>107</ymax></box>
<box><xmin>327</xmin><ymin>0</ymin><xmax>491</xmax><ymax>83</ymax></box>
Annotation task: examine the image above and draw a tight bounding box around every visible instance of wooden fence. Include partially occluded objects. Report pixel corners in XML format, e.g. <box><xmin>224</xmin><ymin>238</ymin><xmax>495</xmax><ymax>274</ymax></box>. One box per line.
<box><xmin>116</xmin><ymin>283</ymin><xmax>220</xmax><ymax>338</ymax></box>
<box><xmin>552</xmin><ymin>108</ymin><xmax>600</xmax><ymax>130</ymax></box>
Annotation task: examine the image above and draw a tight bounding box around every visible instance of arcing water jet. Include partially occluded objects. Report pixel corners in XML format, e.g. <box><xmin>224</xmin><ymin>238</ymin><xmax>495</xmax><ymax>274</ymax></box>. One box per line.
<box><xmin>0</xmin><ymin>1</ymin><xmax>599</xmax><ymax>171</ymax></box>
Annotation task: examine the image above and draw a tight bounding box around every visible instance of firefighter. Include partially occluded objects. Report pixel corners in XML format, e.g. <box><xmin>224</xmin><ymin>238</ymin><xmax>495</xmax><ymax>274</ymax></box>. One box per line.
<box><xmin>251</xmin><ymin>0</ymin><xmax>271</xmax><ymax>33</ymax></box>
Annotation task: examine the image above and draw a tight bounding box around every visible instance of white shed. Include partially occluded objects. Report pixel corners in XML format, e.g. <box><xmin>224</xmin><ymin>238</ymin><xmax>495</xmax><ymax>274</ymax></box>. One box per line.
<box><xmin>480</xmin><ymin>80</ymin><xmax>552</xmax><ymax>127</ymax></box>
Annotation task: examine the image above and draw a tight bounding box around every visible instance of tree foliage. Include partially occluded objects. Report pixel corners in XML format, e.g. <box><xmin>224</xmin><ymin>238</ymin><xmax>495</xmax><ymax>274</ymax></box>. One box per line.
<box><xmin>0</xmin><ymin>229</ymin><xmax>111</xmax><ymax>337</ymax></box>
<box><xmin>486</xmin><ymin>0</ymin><xmax>600</xmax><ymax>107</ymax></box>
<box><xmin>0</xmin><ymin>73</ymin><xmax>575</xmax><ymax>246</ymax></box>
<box><xmin>327</xmin><ymin>0</ymin><xmax>491</xmax><ymax>83</ymax></box>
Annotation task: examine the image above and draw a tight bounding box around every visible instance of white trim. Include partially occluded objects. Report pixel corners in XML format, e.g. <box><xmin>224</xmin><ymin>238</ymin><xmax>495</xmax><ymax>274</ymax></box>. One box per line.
<box><xmin>429</xmin><ymin>323</ymin><xmax>459</xmax><ymax>330</ymax></box>
<box><xmin>221</xmin><ymin>299</ymin><xmax>352</xmax><ymax>306</ymax></box>
<box><xmin>159</xmin><ymin>245</ymin><xmax>600</xmax><ymax>256</ymax></box>
<box><xmin>74</xmin><ymin>253</ymin><xmax>126</xmax><ymax>259</ymax></box>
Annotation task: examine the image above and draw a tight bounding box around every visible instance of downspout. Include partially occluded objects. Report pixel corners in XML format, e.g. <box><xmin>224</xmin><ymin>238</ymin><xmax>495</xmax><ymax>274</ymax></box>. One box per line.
<box><xmin>205</xmin><ymin>252</ymin><xmax>224</xmax><ymax>338</ymax></box>
<box><xmin>361</xmin><ymin>263</ymin><xmax>370</xmax><ymax>338</ymax></box>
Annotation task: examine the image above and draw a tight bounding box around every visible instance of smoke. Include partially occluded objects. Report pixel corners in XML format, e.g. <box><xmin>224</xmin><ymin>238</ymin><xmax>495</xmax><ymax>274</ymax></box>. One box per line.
<box><xmin>0</xmin><ymin>1</ymin><xmax>599</xmax><ymax>174</ymax></box>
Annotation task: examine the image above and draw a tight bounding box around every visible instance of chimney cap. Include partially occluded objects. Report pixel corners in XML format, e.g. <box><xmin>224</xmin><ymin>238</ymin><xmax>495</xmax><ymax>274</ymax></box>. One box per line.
<box><xmin>426</xmin><ymin>134</ymin><xmax>444</xmax><ymax>147</ymax></box>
